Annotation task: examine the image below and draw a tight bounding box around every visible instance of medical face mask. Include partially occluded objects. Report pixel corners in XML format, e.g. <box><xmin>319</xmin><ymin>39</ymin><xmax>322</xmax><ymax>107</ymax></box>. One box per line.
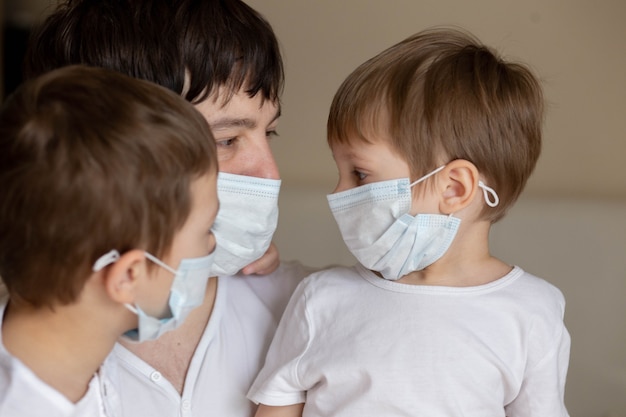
<box><xmin>209</xmin><ymin>172</ymin><xmax>280</xmax><ymax>276</ymax></box>
<box><xmin>327</xmin><ymin>166</ymin><xmax>499</xmax><ymax>281</ymax></box>
<box><xmin>92</xmin><ymin>249</ymin><xmax>215</xmax><ymax>342</ymax></box>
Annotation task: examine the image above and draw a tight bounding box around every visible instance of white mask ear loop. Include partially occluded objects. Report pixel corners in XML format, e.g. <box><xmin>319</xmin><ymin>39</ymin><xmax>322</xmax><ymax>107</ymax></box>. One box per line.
<box><xmin>143</xmin><ymin>252</ymin><xmax>179</xmax><ymax>276</ymax></box>
<box><xmin>92</xmin><ymin>250</ymin><xmax>140</xmax><ymax>315</ymax></box>
<box><xmin>478</xmin><ymin>181</ymin><xmax>499</xmax><ymax>207</ymax></box>
<box><xmin>409</xmin><ymin>165</ymin><xmax>446</xmax><ymax>188</ymax></box>
<box><xmin>93</xmin><ymin>250</ymin><xmax>121</xmax><ymax>272</ymax></box>
<box><xmin>407</xmin><ymin>165</ymin><xmax>499</xmax><ymax>208</ymax></box>
<box><xmin>92</xmin><ymin>250</ymin><xmax>179</xmax><ymax>275</ymax></box>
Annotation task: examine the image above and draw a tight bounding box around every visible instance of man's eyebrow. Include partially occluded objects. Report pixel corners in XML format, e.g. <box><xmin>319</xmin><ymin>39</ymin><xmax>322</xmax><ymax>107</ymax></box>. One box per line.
<box><xmin>210</xmin><ymin>106</ymin><xmax>282</xmax><ymax>130</ymax></box>
<box><xmin>210</xmin><ymin>117</ymin><xmax>255</xmax><ymax>130</ymax></box>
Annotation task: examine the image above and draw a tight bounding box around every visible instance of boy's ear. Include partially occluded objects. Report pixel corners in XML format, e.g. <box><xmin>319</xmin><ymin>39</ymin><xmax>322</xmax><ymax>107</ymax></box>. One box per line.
<box><xmin>439</xmin><ymin>159</ymin><xmax>479</xmax><ymax>214</ymax></box>
<box><xmin>102</xmin><ymin>250</ymin><xmax>147</xmax><ymax>305</ymax></box>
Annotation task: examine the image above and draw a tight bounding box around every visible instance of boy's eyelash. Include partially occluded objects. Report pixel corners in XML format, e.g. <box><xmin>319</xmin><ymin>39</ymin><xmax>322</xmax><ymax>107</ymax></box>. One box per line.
<box><xmin>353</xmin><ymin>170</ymin><xmax>367</xmax><ymax>180</ymax></box>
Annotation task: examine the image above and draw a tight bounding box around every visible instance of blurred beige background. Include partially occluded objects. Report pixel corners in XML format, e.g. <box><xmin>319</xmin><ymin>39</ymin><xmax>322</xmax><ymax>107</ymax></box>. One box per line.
<box><xmin>4</xmin><ymin>1</ymin><xmax>626</xmax><ymax>417</ymax></box>
<box><xmin>249</xmin><ymin>0</ymin><xmax>626</xmax><ymax>199</ymax></box>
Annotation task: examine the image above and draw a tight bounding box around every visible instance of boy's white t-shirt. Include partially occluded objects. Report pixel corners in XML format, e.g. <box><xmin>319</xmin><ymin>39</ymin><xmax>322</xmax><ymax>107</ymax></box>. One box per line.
<box><xmin>112</xmin><ymin>261</ymin><xmax>312</xmax><ymax>417</ymax></box>
<box><xmin>0</xmin><ymin>295</ymin><xmax>120</xmax><ymax>417</ymax></box>
<box><xmin>248</xmin><ymin>264</ymin><xmax>571</xmax><ymax>417</ymax></box>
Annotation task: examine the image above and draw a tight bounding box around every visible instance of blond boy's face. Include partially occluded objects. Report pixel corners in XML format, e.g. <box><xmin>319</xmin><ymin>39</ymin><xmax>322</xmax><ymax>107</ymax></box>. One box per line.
<box><xmin>330</xmin><ymin>138</ymin><xmax>440</xmax><ymax>216</ymax></box>
<box><xmin>135</xmin><ymin>171</ymin><xmax>219</xmax><ymax>318</ymax></box>
<box><xmin>194</xmin><ymin>88</ymin><xmax>281</xmax><ymax>180</ymax></box>
<box><xmin>330</xmin><ymin>139</ymin><xmax>411</xmax><ymax>193</ymax></box>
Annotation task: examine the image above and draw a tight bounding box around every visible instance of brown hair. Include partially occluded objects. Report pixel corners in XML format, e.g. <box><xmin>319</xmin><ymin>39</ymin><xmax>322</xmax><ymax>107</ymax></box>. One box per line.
<box><xmin>0</xmin><ymin>65</ymin><xmax>217</xmax><ymax>308</ymax></box>
<box><xmin>24</xmin><ymin>0</ymin><xmax>284</xmax><ymax>106</ymax></box>
<box><xmin>23</xmin><ymin>0</ymin><xmax>183</xmax><ymax>93</ymax></box>
<box><xmin>176</xmin><ymin>0</ymin><xmax>284</xmax><ymax>104</ymax></box>
<box><xmin>328</xmin><ymin>27</ymin><xmax>544</xmax><ymax>222</ymax></box>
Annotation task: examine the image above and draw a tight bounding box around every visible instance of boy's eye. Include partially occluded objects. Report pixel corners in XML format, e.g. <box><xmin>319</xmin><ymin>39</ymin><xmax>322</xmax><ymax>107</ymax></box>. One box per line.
<box><xmin>353</xmin><ymin>170</ymin><xmax>367</xmax><ymax>181</ymax></box>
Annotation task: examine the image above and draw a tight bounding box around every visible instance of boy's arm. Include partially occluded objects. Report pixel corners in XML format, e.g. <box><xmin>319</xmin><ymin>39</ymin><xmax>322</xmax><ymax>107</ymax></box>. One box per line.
<box><xmin>505</xmin><ymin>320</ymin><xmax>570</xmax><ymax>416</ymax></box>
<box><xmin>242</xmin><ymin>242</ymin><xmax>280</xmax><ymax>275</ymax></box>
<box><xmin>255</xmin><ymin>403</ymin><xmax>304</xmax><ymax>417</ymax></box>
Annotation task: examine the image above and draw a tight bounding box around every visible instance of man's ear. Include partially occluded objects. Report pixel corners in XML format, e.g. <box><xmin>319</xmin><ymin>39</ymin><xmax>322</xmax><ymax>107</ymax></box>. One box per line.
<box><xmin>102</xmin><ymin>250</ymin><xmax>147</xmax><ymax>305</ymax></box>
<box><xmin>439</xmin><ymin>159</ymin><xmax>479</xmax><ymax>214</ymax></box>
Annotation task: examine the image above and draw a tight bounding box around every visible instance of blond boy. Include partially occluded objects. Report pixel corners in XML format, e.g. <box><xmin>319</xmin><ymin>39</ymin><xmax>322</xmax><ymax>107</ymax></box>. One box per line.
<box><xmin>248</xmin><ymin>28</ymin><xmax>570</xmax><ymax>417</ymax></box>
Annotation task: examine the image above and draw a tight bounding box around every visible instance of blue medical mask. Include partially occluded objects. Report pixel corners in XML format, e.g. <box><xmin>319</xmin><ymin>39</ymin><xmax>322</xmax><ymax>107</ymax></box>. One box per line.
<box><xmin>209</xmin><ymin>172</ymin><xmax>280</xmax><ymax>276</ymax></box>
<box><xmin>92</xmin><ymin>249</ymin><xmax>215</xmax><ymax>342</ymax></box>
<box><xmin>327</xmin><ymin>166</ymin><xmax>499</xmax><ymax>280</ymax></box>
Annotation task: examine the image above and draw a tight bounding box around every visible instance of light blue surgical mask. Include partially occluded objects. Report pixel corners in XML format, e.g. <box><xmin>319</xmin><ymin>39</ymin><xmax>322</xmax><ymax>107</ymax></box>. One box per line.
<box><xmin>92</xmin><ymin>249</ymin><xmax>215</xmax><ymax>342</ymax></box>
<box><xmin>327</xmin><ymin>165</ymin><xmax>499</xmax><ymax>280</ymax></box>
<box><xmin>209</xmin><ymin>172</ymin><xmax>280</xmax><ymax>276</ymax></box>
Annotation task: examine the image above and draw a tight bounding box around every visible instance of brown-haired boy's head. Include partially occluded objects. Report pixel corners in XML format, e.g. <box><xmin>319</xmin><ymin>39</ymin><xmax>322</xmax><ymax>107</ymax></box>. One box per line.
<box><xmin>0</xmin><ymin>65</ymin><xmax>217</xmax><ymax>308</ymax></box>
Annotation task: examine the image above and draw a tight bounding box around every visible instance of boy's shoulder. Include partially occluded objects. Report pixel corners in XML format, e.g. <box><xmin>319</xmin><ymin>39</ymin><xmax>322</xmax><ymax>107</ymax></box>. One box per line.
<box><xmin>477</xmin><ymin>266</ymin><xmax>567</xmax><ymax>335</ymax></box>
<box><xmin>303</xmin><ymin>264</ymin><xmax>361</xmax><ymax>281</ymax></box>
<box><xmin>295</xmin><ymin>264</ymin><xmax>365</xmax><ymax>297</ymax></box>
<box><xmin>0</xmin><ymin>349</ymin><xmax>66</xmax><ymax>417</ymax></box>
<box><xmin>511</xmin><ymin>267</ymin><xmax>566</xmax><ymax>303</ymax></box>
<box><xmin>227</xmin><ymin>260</ymin><xmax>317</xmax><ymax>295</ymax></box>
<box><xmin>223</xmin><ymin>260</ymin><xmax>319</xmax><ymax>322</ymax></box>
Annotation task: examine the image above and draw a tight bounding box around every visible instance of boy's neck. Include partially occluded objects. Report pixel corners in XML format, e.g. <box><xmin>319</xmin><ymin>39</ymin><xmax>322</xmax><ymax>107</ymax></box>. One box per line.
<box><xmin>1</xmin><ymin>300</ymin><xmax>117</xmax><ymax>403</ymax></box>
<box><xmin>396</xmin><ymin>220</ymin><xmax>511</xmax><ymax>287</ymax></box>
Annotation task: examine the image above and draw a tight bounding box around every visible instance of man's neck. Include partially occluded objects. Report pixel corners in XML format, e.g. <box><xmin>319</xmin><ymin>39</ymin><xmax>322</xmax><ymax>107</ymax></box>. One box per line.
<box><xmin>118</xmin><ymin>276</ymin><xmax>218</xmax><ymax>395</ymax></box>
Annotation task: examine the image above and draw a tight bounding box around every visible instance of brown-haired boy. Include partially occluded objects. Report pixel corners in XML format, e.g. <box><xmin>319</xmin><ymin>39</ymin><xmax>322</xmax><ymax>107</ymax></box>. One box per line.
<box><xmin>248</xmin><ymin>27</ymin><xmax>570</xmax><ymax>417</ymax></box>
<box><xmin>0</xmin><ymin>65</ymin><xmax>218</xmax><ymax>416</ymax></box>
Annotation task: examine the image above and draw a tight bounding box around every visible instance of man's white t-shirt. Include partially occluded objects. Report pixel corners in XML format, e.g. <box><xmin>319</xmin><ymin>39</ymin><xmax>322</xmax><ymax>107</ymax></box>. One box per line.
<box><xmin>248</xmin><ymin>264</ymin><xmax>571</xmax><ymax>417</ymax></box>
<box><xmin>0</xmin><ymin>296</ymin><xmax>121</xmax><ymax>417</ymax></box>
<box><xmin>112</xmin><ymin>261</ymin><xmax>311</xmax><ymax>417</ymax></box>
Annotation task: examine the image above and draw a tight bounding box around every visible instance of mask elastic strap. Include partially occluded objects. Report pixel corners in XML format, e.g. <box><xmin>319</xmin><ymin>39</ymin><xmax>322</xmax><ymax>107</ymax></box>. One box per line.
<box><xmin>409</xmin><ymin>165</ymin><xmax>446</xmax><ymax>188</ymax></box>
<box><xmin>143</xmin><ymin>252</ymin><xmax>179</xmax><ymax>276</ymax></box>
<box><xmin>478</xmin><ymin>181</ymin><xmax>499</xmax><ymax>207</ymax></box>
<box><xmin>92</xmin><ymin>249</ymin><xmax>179</xmax><ymax>276</ymax></box>
<box><xmin>124</xmin><ymin>304</ymin><xmax>139</xmax><ymax>315</ymax></box>
<box><xmin>92</xmin><ymin>251</ymin><xmax>140</xmax><ymax>316</ymax></box>
<box><xmin>93</xmin><ymin>250</ymin><xmax>121</xmax><ymax>272</ymax></box>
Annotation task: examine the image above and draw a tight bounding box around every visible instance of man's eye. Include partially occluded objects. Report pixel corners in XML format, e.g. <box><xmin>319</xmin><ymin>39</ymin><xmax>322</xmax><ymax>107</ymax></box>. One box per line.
<box><xmin>266</xmin><ymin>130</ymin><xmax>279</xmax><ymax>138</ymax></box>
<box><xmin>216</xmin><ymin>138</ymin><xmax>236</xmax><ymax>147</ymax></box>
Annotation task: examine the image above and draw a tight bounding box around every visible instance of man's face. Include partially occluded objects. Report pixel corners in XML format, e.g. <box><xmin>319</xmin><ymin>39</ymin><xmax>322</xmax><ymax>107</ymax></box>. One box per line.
<box><xmin>194</xmin><ymin>88</ymin><xmax>281</xmax><ymax>179</ymax></box>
